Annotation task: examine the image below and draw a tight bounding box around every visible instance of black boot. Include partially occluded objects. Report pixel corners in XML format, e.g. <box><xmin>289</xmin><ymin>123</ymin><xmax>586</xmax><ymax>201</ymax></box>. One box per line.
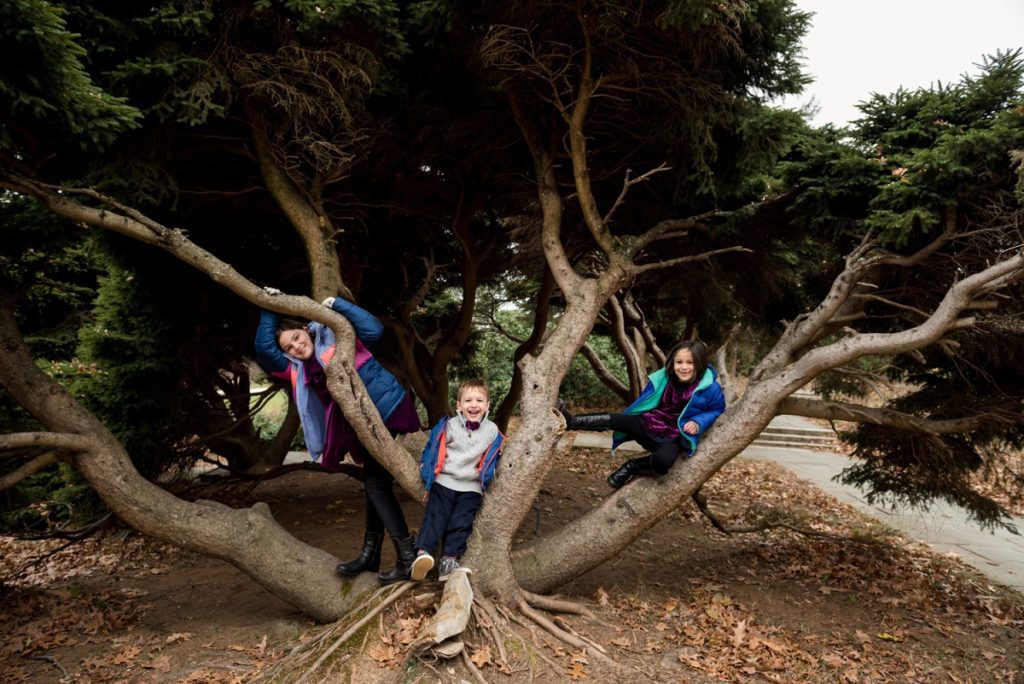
<box><xmin>568</xmin><ymin>413</ymin><xmax>612</xmax><ymax>430</ymax></box>
<box><xmin>336</xmin><ymin>531</ymin><xmax>383</xmax><ymax>577</ymax></box>
<box><xmin>378</xmin><ymin>536</ymin><xmax>416</xmax><ymax>585</ymax></box>
<box><xmin>607</xmin><ymin>456</ymin><xmax>654</xmax><ymax>489</ymax></box>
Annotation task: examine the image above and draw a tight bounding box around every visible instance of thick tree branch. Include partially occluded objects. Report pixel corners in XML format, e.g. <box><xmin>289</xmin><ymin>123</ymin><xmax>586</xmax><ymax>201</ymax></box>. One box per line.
<box><xmin>0</xmin><ymin>305</ymin><xmax>377</xmax><ymax>621</ymax></box>
<box><xmin>0</xmin><ymin>431</ymin><xmax>93</xmax><ymax>452</ymax></box>
<box><xmin>495</xmin><ymin>266</ymin><xmax>556</xmax><ymax>430</ymax></box>
<box><xmin>778</xmin><ymin>396</ymin><xmax>1001</xmax><ymax>434</ymax></box>
<box><xmin>566</xmin><ymin>34</ymin><xmax>616</xmax><ymax>256</ymax></box>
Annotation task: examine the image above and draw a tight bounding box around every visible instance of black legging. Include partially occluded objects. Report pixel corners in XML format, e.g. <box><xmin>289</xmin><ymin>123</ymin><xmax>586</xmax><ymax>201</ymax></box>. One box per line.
<box><xmin>607</xmin><ymin>413</ymin><xmax>685</xmax><ymax>475</ymax></box>
<box><xmin>358</xmin><ymin>450</ymin><xmax>410</xmax><ymax>539</ymax></box>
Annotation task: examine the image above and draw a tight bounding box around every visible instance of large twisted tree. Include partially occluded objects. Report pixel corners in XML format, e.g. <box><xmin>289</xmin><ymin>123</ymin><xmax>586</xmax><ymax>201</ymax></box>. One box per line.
<box><xmin>2</xmin><ymin>3</ymin><xmax>1022</xmax><ymax>668</ymax></box>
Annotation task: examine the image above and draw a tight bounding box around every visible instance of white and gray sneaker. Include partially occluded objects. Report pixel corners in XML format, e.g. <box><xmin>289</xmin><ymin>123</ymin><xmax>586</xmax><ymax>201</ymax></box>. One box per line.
<box><xmin>410</xmin><ymin>552</ymin><xmax>434</xmax><ymax>581</ymax></box>
<box><xmin>438</xmin><ymin>556</ymin><xmax>471</xmax><ymax>581</ymax></box>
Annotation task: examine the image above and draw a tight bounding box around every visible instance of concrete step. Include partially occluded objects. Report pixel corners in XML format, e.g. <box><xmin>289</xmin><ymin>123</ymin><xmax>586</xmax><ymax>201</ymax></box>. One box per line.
<box><xmin>753</xmin><ymin>421</ymin><xmax>839</xmax><ymax>450</ymax></box>
<box><xmin>751</xmin><ymin>439</ymin><xmax>839</xmax><ymax>450</ymax></box>
<box><xmin>760</xmin><ymin>426</ymin><xmax>835</xmax><ymax>438</ymax></box>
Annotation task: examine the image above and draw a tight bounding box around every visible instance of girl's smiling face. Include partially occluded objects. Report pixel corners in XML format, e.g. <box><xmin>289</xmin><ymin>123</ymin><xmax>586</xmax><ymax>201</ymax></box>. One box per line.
<box><xmin>457</xmin><ymin>387</ymin><xmax>490</xmax><ymax>422</ymax></box>
<box><xmin>673</xmin><ymin>348</ymin><xmax>696</xmax><ymax>384</ymax></box>
<box><xmin>277</xmin><ymin>327</ymin><xmax>314</xmax><ymax>360</ymax></box>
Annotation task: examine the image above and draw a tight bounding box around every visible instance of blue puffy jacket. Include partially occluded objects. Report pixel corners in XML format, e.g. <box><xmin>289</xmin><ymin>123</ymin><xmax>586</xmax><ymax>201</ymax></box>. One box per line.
<box><xmin>614</xmin><ymin>366</ymin><xmax>726</xmax><ymax>456</ymax></box>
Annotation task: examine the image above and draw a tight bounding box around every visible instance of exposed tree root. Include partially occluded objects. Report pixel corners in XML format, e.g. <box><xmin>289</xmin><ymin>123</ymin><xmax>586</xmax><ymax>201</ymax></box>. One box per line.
<box><xmin>495</xmin><ymin>603</ymin><xmax>565</xmax><ymax>675</ymax></box>
<box><xmin>257</xmin><ymin>575</ymin><xmax>629</xmax><ymax>682</ymax></box>
<box><xmin>254</xmin><ymin>580</ymin><xmax>414</xmax><ymax>683</ymax></box>
<box><xmin>515</xmin><ymin>596</ymin><xmax>618</xmax><ymax>669</ymax></box>
<box><xmin>520</xmin><ymin>588</ymin><xmax>595</xmax><ymax>618</ymax></box>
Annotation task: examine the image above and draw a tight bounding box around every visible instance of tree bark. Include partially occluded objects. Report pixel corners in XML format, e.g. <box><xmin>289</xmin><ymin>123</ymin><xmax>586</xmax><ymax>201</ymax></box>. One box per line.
<box><xmin>494</xmin><ymin>266</ymin><xmax>556</xmax><ymax>430</ymax></box>
<box><xmin>247</xmin><ymin>112</ymin><xmax>347</xmax><ymax>302</ymax></box>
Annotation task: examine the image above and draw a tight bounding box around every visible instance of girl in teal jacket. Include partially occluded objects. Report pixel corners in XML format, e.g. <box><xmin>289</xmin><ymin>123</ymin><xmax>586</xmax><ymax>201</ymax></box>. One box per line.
<box><xmin>561</xmin><ymin>340</ymin><xmax>726</xmax><ymax>488</ymax></box>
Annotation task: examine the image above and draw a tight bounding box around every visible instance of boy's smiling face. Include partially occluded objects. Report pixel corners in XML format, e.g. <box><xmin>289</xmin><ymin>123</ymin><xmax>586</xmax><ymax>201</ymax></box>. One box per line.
<box><xmin>457</xmin><ymin>386</ymin><xmax>490</xmax><ymax>422</ymax></box>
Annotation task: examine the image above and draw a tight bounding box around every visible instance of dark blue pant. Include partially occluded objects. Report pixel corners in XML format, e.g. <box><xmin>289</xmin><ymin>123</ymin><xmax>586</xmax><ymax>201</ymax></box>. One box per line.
<box><xmin>416</xmin><ymin>483</ymin><xmax>483</xmax><ymax>558</ymax></box>
<box><xmin>607</xmin><ymin>413</ymin><xmax>684</xmax><ymax>475</ymax></box>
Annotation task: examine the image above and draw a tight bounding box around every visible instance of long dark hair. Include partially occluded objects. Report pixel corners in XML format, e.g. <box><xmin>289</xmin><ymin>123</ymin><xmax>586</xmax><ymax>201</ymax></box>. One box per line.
<box><xmin>664</xmin><ymin>340</ymin><xmax>709</xmax><ymax>386</ymax></box>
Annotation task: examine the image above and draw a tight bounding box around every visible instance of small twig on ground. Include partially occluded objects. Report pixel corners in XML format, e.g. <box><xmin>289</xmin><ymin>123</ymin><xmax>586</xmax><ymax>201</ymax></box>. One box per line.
<box><xmin>26</xmin><ymin>654</ymin><xmax>70</xmax><ymax>679</ymax></box>
<box><xmin>691</xmin><ymin>489</ymin><xmax>888</xmax><ymax>545</ymax></box>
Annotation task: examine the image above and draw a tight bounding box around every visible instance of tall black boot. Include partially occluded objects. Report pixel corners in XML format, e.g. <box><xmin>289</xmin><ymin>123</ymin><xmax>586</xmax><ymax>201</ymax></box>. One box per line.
<box><xmin>378</xmin><ymin>535</ymin><xmax>416</xmax><ymax>585</ymax></box>
<box><xmin>607</xmin><ymin>456</ymin><xmax>654</xmax><ymax>489</ymax></box>
<box><xmin>565</xmin><ymin>409</ymin><xmax>610</xmax><ymax>430</ymax></box>
<box><xmin>335</xmin><ymin>531</ymin><xmax>383</xmax><ymax>577</ymax></box>
<box><xmin>557</xmin><ymin>398</ymin><xmax>612</xmax><ymax>430</ymax></box>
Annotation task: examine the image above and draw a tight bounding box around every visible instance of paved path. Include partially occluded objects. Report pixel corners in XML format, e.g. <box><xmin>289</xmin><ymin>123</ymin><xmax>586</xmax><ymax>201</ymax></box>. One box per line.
<box><xmin>567</xmin><ymin>417</ymin><xmax>1024</xmax><ymax>594</ymax></box>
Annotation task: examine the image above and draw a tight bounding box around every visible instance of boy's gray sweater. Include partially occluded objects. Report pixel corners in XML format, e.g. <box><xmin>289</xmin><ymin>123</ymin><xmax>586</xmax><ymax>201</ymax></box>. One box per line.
<box><xmin>436</xmin><ymin>414</ymin><xmax>499</xmax><ymax>494</ymax></box>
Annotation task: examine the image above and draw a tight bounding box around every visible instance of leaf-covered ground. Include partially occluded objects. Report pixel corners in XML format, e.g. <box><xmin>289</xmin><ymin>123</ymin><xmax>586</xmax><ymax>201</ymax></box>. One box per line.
<box><xmin>1</xmin><ymin>446</ymin><xmax>1021</xmax><ymax>682</ymax></box>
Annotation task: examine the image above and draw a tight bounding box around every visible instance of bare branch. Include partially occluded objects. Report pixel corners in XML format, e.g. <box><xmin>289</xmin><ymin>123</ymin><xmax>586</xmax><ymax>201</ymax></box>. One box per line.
<box><xmin>0</xmin><ymin>451</ymin><xmax>60</xmax><ymax>490</ymax></box>
<box><xmin>606</xmin><ymin>295</ymin><xmax>644</xmax><ymax>396</ymax></box>
<box><xmin>632</xmin><ymin>246</ymin><xmax>752</xmax><ymax>274</ymax></box>
<box><xmin>621</xmin><ymin>293</ymin><xmax>665</xmax><ymax>366</ymax></box>
<box><xmin>578</xmin><ymin>343</ymin><xmax>631</xmax><ymax>401</ymax></box>
<box><xmin>603</xmin><ymin>163</ymin><xmax>671</xmax><ymax>226</ymax></box>
<box><xmin>692</xmin><ymin>489</ymin><xmax>885</xmax><ymax>544</ymax></box>
<box><xmin>752</xmin><ymin>208</ymin><xmax>965</xmax><ymax>380</ymax></box>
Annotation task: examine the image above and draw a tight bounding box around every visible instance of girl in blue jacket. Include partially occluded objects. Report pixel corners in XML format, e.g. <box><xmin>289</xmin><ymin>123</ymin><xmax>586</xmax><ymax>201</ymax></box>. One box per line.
<box><xmin>561</xmin><ymin>340</ymin><xmax>726</xmax><ymax>488</ymax></box>
<box><xmin>254</xmin><ymin>296</ymin><xmax>421</xmax><ymax>584</ymax></box>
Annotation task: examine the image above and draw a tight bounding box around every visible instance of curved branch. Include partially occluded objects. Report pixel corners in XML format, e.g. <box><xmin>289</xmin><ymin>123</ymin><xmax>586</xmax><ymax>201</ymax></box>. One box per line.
<box><xmin>787</xmin><ymin>250</ymin><xmax>1024</xmax><ymax>383</ymax></box>
<box><xmin>606</xmin><ymin>295</ymin><xmax>643</xmax><ymax>396</ymax></box>
<box><xmin>578</xmin><ymin>343</ymin><xmax>631</xmax><ymax>401</ymax></box>
<box><xmin>0</xmin><ymin>451</ymin><xmax>60</xmax><ymax>490</ymax></box>
<box><xmin>2</xmin><ymin>177</ymin><xmax>423</xmax><ymax>499</ymax></box>
<box><xmin>621</xmin><ymin>293</ymin><xmax>665</xmax><ymax>366</ymax></box>
<box><xmin>778</xmin><ymin>396</ymin><xmax>999</xmax><ymax>434</ymax></box>
<box><xmin>566</xmin><ymin>23</ymin><xmax>615</xmax><ymax>256</ymax></box>
<box><xmin>752</xmin><ymin>210</ymin><xmax>960</xmax><ymax>380</ymax></box>
<box><xmin>632</xmin><ymin>246</ymin><xmax>752</xmax><ymax>274</ymax></box>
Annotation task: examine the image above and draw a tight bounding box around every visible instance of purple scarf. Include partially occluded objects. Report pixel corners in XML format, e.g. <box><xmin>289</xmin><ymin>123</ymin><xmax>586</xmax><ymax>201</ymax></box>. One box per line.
<box><xmin>641</xmin><ymin>379</ymin><xmax>696</xmax><ymax>440</ymax></box>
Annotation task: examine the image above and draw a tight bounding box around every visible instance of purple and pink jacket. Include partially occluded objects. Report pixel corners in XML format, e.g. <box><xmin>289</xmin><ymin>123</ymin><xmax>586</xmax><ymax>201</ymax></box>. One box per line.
<box><xmin>254</xmin><ymin>298</ymin><xmax>411</xmax><ymax>470</ymax></box>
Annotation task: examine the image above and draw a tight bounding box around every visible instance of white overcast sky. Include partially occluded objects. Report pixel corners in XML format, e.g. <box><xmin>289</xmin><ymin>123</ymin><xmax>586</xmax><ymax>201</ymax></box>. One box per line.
<box><xmin>781</xmin><ymin>0</ymin><xmax>1024</xmax><ymax>126</ymax></box>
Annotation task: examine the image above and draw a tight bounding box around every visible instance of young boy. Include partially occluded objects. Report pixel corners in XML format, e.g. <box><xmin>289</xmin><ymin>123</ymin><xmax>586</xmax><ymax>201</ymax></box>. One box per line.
<box><xmin>411</xmin><ymin>379</ymin><xmax>505</xmax><ymax>581</ymax></box>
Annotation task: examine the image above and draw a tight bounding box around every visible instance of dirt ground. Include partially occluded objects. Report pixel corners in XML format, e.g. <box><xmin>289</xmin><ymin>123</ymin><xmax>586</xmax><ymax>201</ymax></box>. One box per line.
<box><xmin>2</xmin><ymin>445</ymin><xmax>1022</xmax><ymax>683</ymax></box>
